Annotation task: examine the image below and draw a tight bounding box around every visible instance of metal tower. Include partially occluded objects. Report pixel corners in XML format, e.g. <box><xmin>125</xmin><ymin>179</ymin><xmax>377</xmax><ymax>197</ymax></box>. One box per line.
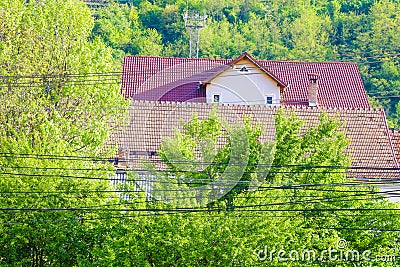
<box><xmin>184</xmin><ymin>10</ymin><xmax>207</xmax><ymax>58</ymax></box>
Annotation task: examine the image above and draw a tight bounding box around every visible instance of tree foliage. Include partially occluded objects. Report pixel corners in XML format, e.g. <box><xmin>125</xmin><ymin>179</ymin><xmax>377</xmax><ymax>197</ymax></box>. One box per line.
<box><xmin>157</xmin><ymin>111</ymin><xmax>274</xmax><ymax>209</ymax></box>
<box><xmin>0</xmin><ymin>0</ymin><xmax>128</xmax><ymax>265</ymax></box>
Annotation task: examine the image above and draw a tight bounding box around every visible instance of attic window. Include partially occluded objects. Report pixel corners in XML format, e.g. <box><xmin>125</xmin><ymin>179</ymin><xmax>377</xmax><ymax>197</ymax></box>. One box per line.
<box><xmin>239</xmin><ymin>65</ymin><xmax>248</xmax><ymax>72</ymax></box>
<box><xmin>266</xmin><ymin>96</ymin><xmax>273</xmax><ymax>105</ymax></box>
<box><xmin>213</xmin><ymin>94</ymin><xmax>220</xmax><ymax>103</ymax></box>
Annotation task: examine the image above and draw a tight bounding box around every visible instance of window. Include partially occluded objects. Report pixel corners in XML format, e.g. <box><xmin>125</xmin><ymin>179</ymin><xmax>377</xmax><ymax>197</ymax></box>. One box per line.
<box><xmin>213</xmin><ymin>94</ymin><xmax>220</xmax><ymax>103</ymax></box>
<box><xmin>266</xmin><ymin>96</ymin><xmax>273</xmax><ymax>105</ymax></box>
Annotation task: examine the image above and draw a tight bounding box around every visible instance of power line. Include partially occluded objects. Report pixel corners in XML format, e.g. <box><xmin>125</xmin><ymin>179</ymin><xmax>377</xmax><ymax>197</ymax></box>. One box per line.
<box><xmin>0</xmin><ymin>72</ymin><xmax>122</xmax><ymax>79</ymax></box>
<box><xmin>3</xmin><ymin>205</ymin><xmax>400</xmax><ymax>214</ymax></box>
<box><xmin>0</xmin><ymin>189</ymin><xmax>386</xmax><ymax>198</ymax></box>
<box><xmin>1</xmin><ymin>163</ymin><xmax>398</xmax><ymax>173</ymax></box>
<box><xmin>1</xmin><ymin>168</ymin><xmax>399</xmax><ymax>187</ymax></box>
<box><xmin>314</xmin><ymin>227</ymin><xmax>400</xmax><ymax>232</ymax></box>
<box><xmin>2</xmin><ymin>189</ymin><xmax>384</xmax><ymax>207</ymax></box>
<box><xmin>3</xmin><ymin>212</ymin><xmax>400</xmax><ymax>229</ymax></box>
<box><xmin>0</xmin><ymin>50</ymin><xmax>398</xmax><ymax>81</ymax></box>
<box><xmin>1</xmin><ymin>70</ymin><xmax>399</xmax><ymax>101</ymax></box>
<box><xmin>0</xmin><ymin>162</ymin><xmax>399</xmax><ymax>187</ymax></box>
<box><xmin>1</xmin><ymin>152</ymin><xmax>399</xmax><ymax>171</ymax></box>
<box><xmin>0</xmin><ymin>152</ymin><xmax>114</xmax><ymax>162</ymax></box>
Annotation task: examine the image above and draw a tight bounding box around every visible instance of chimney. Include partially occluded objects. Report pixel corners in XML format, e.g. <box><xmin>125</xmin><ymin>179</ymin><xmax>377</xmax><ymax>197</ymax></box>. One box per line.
<box><xmin>308</xmin><ymin>73</ymin><xmax>319</xmax><ymax>106</ymax></box>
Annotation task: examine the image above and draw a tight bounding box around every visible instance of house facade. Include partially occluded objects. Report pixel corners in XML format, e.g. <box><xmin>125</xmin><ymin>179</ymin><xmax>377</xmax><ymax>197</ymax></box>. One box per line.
<box><xmin>203</xmin><ymin>53</ymin><xmax>285</xmax><ymax>105</ymax></box>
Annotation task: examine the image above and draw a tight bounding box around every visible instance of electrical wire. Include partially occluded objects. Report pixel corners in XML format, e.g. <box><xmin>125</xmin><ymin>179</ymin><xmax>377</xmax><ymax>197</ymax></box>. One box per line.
<box><xmin>3</xmin><ymin>205</ymin><xmax>400</xmax><ymax>215</ymax></box>
<box><xmin>0</xmin><ymin>50</ymin><xmax>398</xmax><ymax>80</ymax></box>
<box><xmin>1</xmin><ymin>169</ymin><xmax>399</xmax><ymax>187</ymax></box>
<box><xmin>0</xmin><ymin>152</ymin><xmax>398</xmax><ymax>171</ymax></box>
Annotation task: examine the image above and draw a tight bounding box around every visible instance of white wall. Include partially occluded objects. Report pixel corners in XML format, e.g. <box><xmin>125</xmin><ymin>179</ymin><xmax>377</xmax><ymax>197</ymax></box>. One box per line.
<box><xmin>378</xmin><ymin>185</ymin><xmax>400</xmax><ymax>202</ymax></box>
<box><xmin>206</xmin><ymin>59</ymin><xmax>281</xmax><ymax>105</ymax></box>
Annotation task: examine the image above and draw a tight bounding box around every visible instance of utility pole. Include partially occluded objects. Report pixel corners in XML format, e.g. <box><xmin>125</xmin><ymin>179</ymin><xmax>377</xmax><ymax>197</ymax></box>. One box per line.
<box><xmin>183</xmin><ymin>10</ymin><xmax>207</xmax><ymax>58</ymax></box>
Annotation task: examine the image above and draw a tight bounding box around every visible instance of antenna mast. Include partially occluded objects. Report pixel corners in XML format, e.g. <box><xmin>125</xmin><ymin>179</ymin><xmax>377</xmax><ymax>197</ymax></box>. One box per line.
<box><xmin>184</xmin><ymin>10</ymin><xmax>207</xmax><ymax>58</ymax></box>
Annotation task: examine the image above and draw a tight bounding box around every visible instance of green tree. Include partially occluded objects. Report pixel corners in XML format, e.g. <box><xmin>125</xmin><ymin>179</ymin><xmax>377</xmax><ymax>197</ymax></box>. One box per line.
<box><xmin>0</xmin><ymin>0</ymin><xmax>129</xmax><ymax>265</ymax></box>
<box><xmin>198</xmin><ymin>19</ymin><xmax>248</xmax><ymax>59</ymax></box>
<box><xmin>157</xmin><ymin>111</ymin><xmax>274</xmax><ymax>209</ymax></box>
<box><xmin>93</xmin><ymin>3</ymin><xmax>163</xmax><ymax>58</ymax></box>
<box><xmin>338</xmin><ymin>0</ymin><xmax>374</xmax><ymax>14</ymax></box>
<box><xmin>284</xmin><ymin>6</ymin><xmax>334</xmax><ymax>60</ymax></box>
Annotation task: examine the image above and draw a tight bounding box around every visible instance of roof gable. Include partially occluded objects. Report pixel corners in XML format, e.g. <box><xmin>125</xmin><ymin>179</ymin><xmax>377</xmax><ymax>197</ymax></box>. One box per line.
<box><xmin>204</xmin><ymin>52</ymin><xmax>286</xmax><ymax>90</ymax></box>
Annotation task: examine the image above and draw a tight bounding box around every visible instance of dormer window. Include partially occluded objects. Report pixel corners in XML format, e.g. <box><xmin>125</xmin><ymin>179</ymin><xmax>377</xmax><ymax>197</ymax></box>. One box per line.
<box><xmin>213</xmin><ymin>94</ymin><xmax>220</xmax><ymax>103</ymax></box>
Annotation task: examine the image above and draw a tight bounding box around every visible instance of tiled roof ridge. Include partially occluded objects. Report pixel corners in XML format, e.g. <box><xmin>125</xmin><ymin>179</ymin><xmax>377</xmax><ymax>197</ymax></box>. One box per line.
<box><xmin>274</xmin><ymin>105</ymin><xmax>374</xmax><ymax>112</ymax></box>
<box><xmin>281</xmin><ymin>105</ymin><xmax>384</xmax><ymax>113</ymax></box>
<box><xmin>129</xmin><ymin>100</ymin><xmax>383</xmax><ymax>113</ymax></box>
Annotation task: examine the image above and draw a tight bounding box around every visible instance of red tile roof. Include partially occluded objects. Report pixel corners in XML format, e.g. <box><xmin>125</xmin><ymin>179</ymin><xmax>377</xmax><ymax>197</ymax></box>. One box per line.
<box><xmin>121</xmin><ymin>53</ymin><xmax>370</xmax><ymax>108</ymax></box>
<box><xmin>260</xmin><ymin>60</ymin><xmax>369</xmax><ymax>108</ymax></box>
<box><xmin>121</xmin><ymin>56</ymin><xmax>229</xmax><ymax>102</ymax></box>
<box><xmin>112</xmin><ymin>100</ymin><xmax>399</xmax><ymax>179</ymax></box>
<box><xmin>389</xmin><ymin>129</ymin><xmax>400</xmax><ymax>163</ymax></box>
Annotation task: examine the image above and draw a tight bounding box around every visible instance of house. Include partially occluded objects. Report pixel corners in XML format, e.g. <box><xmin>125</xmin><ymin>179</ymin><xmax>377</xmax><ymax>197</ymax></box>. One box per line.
<box><xmin>113</xmin><ymin>52</ymin><xmax>400</xmax><ymax>201</ymax></box>
<box><xmin>121</xmin><ymin>52</ymin><xmax>370</xmax><ymax>108</ymax></box>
